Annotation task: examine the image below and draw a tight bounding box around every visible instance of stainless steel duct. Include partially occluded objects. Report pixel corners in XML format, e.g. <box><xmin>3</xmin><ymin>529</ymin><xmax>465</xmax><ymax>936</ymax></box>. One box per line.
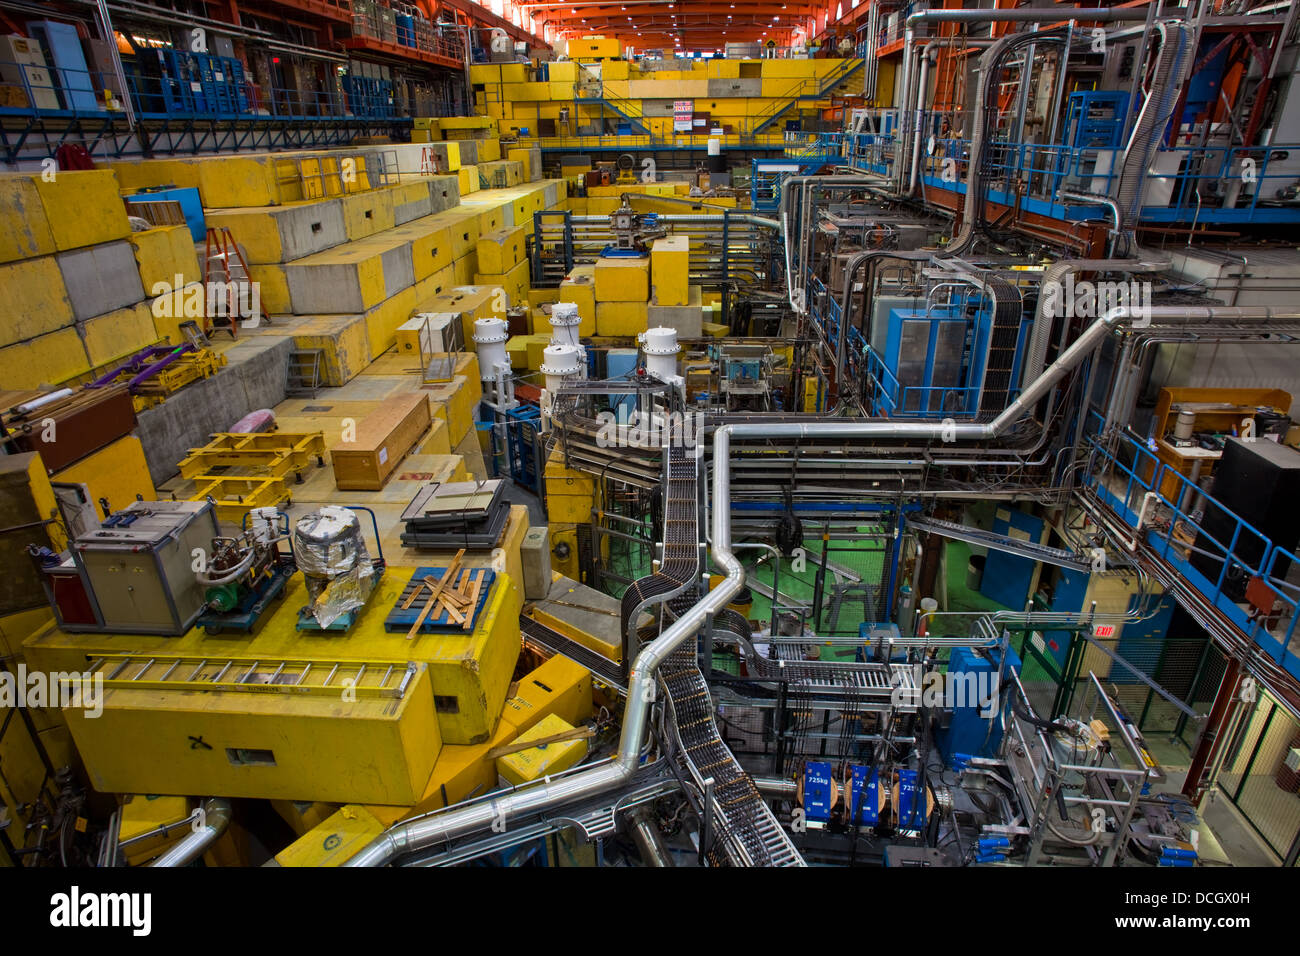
<box><xmin>626</xmin><ymin>806</ymin><xmax>674</xmax><ymax>867</ymax></box>
<box><xmin>148</xmin><ymin>798</ymin><xmax>231</xmax><ymax>868</ymax></box>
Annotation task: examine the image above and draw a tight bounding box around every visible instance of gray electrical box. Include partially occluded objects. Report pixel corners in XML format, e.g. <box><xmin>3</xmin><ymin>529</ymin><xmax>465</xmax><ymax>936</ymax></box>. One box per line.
<box><xmin>69</xmin><ymin>500</ymin><xmax>219</xmax><ymax>635</ymax></box>
<box><xmin>520</xmin><ymin>526</ymin><xmax>552</xmax><ymax>600</ymax></box>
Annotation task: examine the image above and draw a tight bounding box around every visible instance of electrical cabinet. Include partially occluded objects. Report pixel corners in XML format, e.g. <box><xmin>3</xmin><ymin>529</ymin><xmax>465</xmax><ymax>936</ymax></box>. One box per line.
<box><xmin>0</xmin><ymin>34</ymin><xmax>59</xmax><ymax>110</ymax></box>
<box><xmin>45</xmin><ymin>500</ymin><xmax>220</xmax><ymax>635</ymax></box>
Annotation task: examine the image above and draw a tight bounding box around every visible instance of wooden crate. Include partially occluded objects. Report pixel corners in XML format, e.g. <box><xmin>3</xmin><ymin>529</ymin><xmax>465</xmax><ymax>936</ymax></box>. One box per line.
<box><xmin>332</xmin><ymin>392</ymin><xmax>432</xmax><ymax>491</ymax></box>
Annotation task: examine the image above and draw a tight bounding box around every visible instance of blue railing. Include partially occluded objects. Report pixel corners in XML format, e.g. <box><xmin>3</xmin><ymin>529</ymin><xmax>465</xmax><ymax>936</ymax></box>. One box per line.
<box><xmin>862</xmin><ymin>346</ymin><xmax>982</xmax><ymax>419</ymax></box>
<box><xmin>0</xmin><ymin>55</ymin><xmax>410</xmax><ymax>122</ymax></box>
<box><xmin>836</xmin><ymin>107</ymin><xmax>1300</xmax><ymax>227</ymax></box>
<box><xmin>917</xmin><ymin>135</ymin><xmax>1120</xmax><ymax>220</ymax></box>
<box><xmin>1137</xmin><ymin>143</ymin><xmax>1300</xmax><ymax>225</ymax></box>
<box><xmin>1084</xmin><ymin>423</ymin><xmax>1300</xmax><ymax>679</ymax></box>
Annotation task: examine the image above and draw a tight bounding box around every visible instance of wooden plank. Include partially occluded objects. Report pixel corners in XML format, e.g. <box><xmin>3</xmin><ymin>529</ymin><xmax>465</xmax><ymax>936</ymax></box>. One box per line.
<box><xmin>404</xmin><ymin>551</ymin><xmax>463</xmax><ymax>638</ymax></box>
<box><xmin>485</xmin><ymin>725</ymin><xmax>594</xmax><ymax>761</ymax></box>
<box><xmin>405</xmin><ymin>589</ymin><xmax>439</xmax><ymax>640</ymax></box>
<box><xmin>400</xmin><ymin>574</ymin><xmax>439</xmax><ymax>610</ymax></box>
<box><xmin>461</xmin><ymin>573</ymin><xmax>482</xmax><ymax>630</ymax></box>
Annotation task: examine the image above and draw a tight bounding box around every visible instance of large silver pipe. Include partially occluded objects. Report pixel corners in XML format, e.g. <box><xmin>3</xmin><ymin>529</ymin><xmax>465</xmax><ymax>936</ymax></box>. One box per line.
<box><xmin>948</xmin><ymin>30</ymin><xmax>1068</xmax><ymax>256</ymax></box>
<box><xmin>779</xmin><ymin>175</ymin><xmax>883</xmax><ymax>311</ymax></box>
<box><xmin>626</xmin><ymin>806</ymin><xmax>674</xmax><ymax>867</ymax></box>
<box><xmin>148</xmin><ymin>798</ymin><xmax>231</xmax><ymax>868</ymax></box>
<box><xmin>1058</xmin><ymin>191</ymin><xmax>1124</xmax><ymax>256</ymax></box>
<box><xmin>348</xmin><ymin>305</ymin><xmax>1297</xmax><ymax>867</ymax></box>
<box><xmin>907</xmin><ymin>47</ymin><xmax>935</xmax><ymax>196</ymax></box>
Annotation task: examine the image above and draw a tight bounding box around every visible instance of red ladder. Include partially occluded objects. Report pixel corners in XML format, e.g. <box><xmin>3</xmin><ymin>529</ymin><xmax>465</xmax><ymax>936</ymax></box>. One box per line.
<box><xmin>203</xmin><ymin>227</ymin><xmax>264</xmax><ymax>339</ymax></box>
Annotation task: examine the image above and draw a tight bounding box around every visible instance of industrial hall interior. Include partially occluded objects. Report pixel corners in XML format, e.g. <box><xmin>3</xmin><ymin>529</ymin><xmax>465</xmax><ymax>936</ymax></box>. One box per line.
<box><xmin>0</xmin><ymin>0</ymin><xmax>1299</xmax><ymax>873</ymax></box>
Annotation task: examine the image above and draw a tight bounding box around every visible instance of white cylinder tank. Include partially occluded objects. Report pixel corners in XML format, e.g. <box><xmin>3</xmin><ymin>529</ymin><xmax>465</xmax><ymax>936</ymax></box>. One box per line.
<box><xmin>473</xmin><ymin>317</ymin><xmax>510</xmax><ymax>378</ymax></box>
<box><xmin>540</xmin><ymin>343</ymin><xmax>582</xmax><ymax>396</ymax></box>
<box><xmin>640</xmin><ymin>326</ymin><xmax>681</xmax><ymax>382</ymax></box>
<box><xmin>549</xmin><ymin>302</ymin><xmax>582</xmax><ymax>348</ymax></box>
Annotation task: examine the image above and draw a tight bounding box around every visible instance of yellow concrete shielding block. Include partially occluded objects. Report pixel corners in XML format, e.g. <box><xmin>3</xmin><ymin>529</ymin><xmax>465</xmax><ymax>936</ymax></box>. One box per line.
<box><xmin>292</xmin><ymin>314</ymin><xmax>372</xmax><ymax>386</ymax></box>
<box><xmin>51</xmin><ymin>436</ymin><xmax>156</xmax><ymax>510</ymax></box>
<box><xmin>341</xmin><ymin>188</ymin><xmax>397</xmax><ymax>240</ymax></box>
<box><xmin>249</xmin><ymin>264</ymin><xmax>291</xmax><ymax>315</ymax></box>
<box><xmin>474</xmin><ymin>259</ymin><xmax>530</xmax><ymax>309</ymax></box>
<box><xmin>496</xmin><ymin>714</ymin><xmax>587</xmax><ymax>786</ymax></box>
<box><xmin>361</xmin><ymin>285</ymin><xmax>417</xmax><ymax>359</ymax></box>
<box><xmin>596</xmin><ymin>300</ymin><xmax>648</xmax><ymax>336</ymax></box>
<box><xmin>0</xmin><ymin>327</ymin><xmax>88</xmax><ymax>389</ymax></box>
<box><xmin>0</xmin><ymin>255</ymin><xmax>75</xmax><ymax>347</ymax></box>
<box><xmin>82</xmin><ymin>301</ymin><xmax>160</xmax><ymax>367</ymax></box>
<box><xmin>594</xmin><ymin>256</ymin><xmax>649</xmax><ymax>302</ymax></box>
<box><xmin>0</xmin><ymin>174</ymin><xmax>56</xmax><ymax>263</ymax></box>
<box><xmin>34</xmin><ymin>169</ymin><xmax>130</xmax><ymax>250</ymax></box>
<box><xmin>129</xmin><ymin>225</ymin><xmax>201</xmax><ymax>293</ymax></box>
<box><xmin>475</xmin><ymin>226</ymin><xmax>526</xmax><ymax>275</ymax></box>
<box><xmin>650</xmin><ymin>235</ymin><xmax>689</xmax><ymax>306</ymax></box>
<box><xmin>558</xmin><ymin>264</ymin><xmax>597</xmax><ymax>335</ymax></box>
<box><xmin>275</xmin><ymin>805</ymin><xmax>387</xmax><ymax>867</ymax></box>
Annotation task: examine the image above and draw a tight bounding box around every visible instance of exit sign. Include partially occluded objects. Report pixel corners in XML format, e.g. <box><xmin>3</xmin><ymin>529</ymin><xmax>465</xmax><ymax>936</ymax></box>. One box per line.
<box><xmin>1094</xmin><ymin>625</ymin><xmax>1117</xmax><ymax>638</ymax></box>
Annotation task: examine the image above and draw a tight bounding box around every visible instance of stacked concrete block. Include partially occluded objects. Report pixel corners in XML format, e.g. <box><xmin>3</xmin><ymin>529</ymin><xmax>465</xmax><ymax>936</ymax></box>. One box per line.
<box><xmin>431</xmin><ymin>286</ymin><xmax>507</xmax><ymax>351</ymax></box>
<box><xmin>128</xmin><ymin>225</ymin><xmax>202</xmax><ymax>294</ymax></box>
<box><xmin>58</xmin><ymin>241</ymin><xmax>148</xmax><ymax>321</ymax></box>
<box><xmin>285</xmin><ymin>241</ymin><xmax>404</xmax><ymax>315</ymax></box>
<box><xmin>595</xmin><ymin>257</ymin><xmax>650</xmax><ymax>302</ymax></box>
<box><xmin>292</xmin><ymin>313</ymin><xmax>372</xmax><ymax>386</ymax></box>
<box><xmin>454</xmin><ymin>140</ymin><xmax>480</xmax><ymax>165</ymax></box>
<box><xmin>0</xmin><ymin>167</ymin><xmax>178</xmax><ymax>388</ymax></box>
<box><xmin>650</xmin><ymin>236</ymin><xmax>690</xmax><ymax>306</ymax></box>
<box><xmin>647</xmin><ymin>285</ymin><xmax>705</xmax><ymax>339</ymax></box>
<box><xmin>205</xmin><ymin>200</ymin><xmax>348</xmax><ymax>264</ymax></box>
<box><xmin>475</xmin><ymin>225</ymin><xmax>529</xmax><ymax>309</ymax></box>
<box><xmin>459</xmin><ymin>165</ymin><xmax>480</xmax><ymax>195</ymax></box>
<box><xmin>340</xmin><ymin>188</ymin><xmax>397</xmax><ymax>241</ymax></box>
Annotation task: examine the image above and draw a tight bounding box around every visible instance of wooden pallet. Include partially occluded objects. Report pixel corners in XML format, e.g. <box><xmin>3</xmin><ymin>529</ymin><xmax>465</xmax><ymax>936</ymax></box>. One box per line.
<box><xmin>384</xmin><ymin>557</ymin><xmax>496</xmax><ymax>637</ymax></box>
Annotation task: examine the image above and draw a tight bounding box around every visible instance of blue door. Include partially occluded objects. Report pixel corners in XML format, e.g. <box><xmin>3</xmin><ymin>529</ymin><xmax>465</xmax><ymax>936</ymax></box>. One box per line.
<box><xmin>980</xmin><ymin>507</ymin><xmax>1045</xmax><ymax>611</ymax></box>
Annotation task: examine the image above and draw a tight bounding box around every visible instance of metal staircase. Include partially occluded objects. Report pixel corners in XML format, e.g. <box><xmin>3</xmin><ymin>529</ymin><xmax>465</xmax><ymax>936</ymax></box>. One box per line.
<box><xmin>745</xmin><ymin>58</ymin><xmax>865</xmax><ymax>138</ymax></box>
<box><xmin>591</xmin><ymin>87</ymin><xmax>654</xmax><ymax>138</ymax></box>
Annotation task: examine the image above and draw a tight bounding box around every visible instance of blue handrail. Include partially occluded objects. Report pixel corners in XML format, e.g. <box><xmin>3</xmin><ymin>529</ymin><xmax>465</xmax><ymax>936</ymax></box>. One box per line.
<box><xmin>1084</xmin><ymin>421</ymin><xmax>1299</xmax><ymax>677</ymax></box>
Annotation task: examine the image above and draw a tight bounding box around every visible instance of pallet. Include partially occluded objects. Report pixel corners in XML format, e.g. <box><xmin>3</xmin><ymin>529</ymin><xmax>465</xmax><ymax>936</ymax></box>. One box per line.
<box><xmin>384</xmin><ymin>566</ymin><xmax>496</xmax><ymax>635</ymax></box>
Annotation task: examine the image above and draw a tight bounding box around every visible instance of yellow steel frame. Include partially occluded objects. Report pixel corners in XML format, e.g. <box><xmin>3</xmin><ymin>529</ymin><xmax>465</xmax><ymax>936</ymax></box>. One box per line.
<box><xmin>189</xmin><ymin>474</ymin><xmax>291</xmax><ymax>522</ymax></box>
<box><xmin>178</xmin><ymin>432</ymin><xmax>326</xmax><ymax>481</ymax></box>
